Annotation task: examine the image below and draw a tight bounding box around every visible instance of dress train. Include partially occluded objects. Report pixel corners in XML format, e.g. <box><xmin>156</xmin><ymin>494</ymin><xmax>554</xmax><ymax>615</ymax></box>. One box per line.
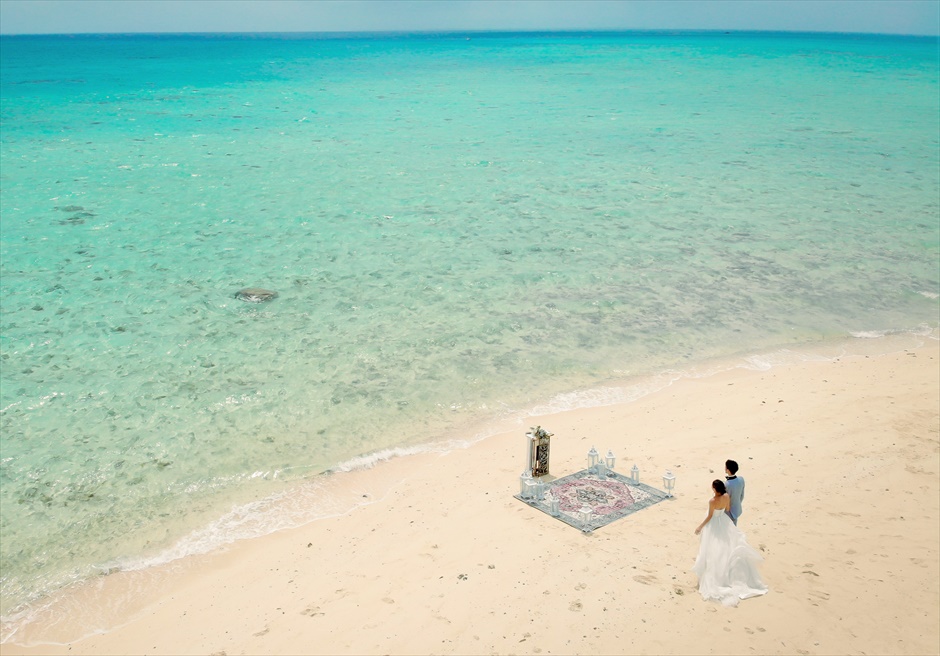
<box><xmin>692</xmin><ymin>510</ymin><xmax>768</xmax><ymax>607</ymax></box>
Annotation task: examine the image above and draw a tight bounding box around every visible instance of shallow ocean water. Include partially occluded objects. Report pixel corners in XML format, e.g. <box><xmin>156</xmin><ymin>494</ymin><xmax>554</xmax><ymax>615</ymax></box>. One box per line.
<box><xmin>1</xmin><ymin>31</ymin><xmax>938</xmax><ymax>625</ymax></box>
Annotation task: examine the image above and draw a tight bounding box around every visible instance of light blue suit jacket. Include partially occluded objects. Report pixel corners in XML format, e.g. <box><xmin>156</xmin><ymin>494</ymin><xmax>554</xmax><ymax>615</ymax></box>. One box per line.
<box><xmin>725</xmin><ymin>476</ymin><xmax>744</xmax><ymax>524</ymax></box>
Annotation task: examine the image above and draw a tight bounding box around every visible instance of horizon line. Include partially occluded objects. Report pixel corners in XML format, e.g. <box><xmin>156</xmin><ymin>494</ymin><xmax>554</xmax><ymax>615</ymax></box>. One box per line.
<box><xmin>2</xmin><ymin>27</ymin><xmax>938</xmax><ymax>38</ymax></box>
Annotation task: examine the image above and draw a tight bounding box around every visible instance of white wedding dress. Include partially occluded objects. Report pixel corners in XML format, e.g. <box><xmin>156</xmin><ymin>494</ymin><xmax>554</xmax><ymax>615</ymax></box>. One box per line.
<box><xmin>692</xmin><ymin>510</ymin><xmax>768</xmax><ymax>606</ymax></box>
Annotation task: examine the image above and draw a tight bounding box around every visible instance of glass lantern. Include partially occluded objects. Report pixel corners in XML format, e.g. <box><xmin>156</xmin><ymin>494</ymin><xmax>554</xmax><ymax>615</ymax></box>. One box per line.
<box><xmin>580</xmin><ymin>505</ymin><xmax>593</xmax><ymax>532</ymax></box>
<box><xmin>605</xmin><ymin>450</ymin><xmax>616</xmax><ymax>473</ymax></box>
<box><xmin>663</xmin><ymin>470</ymin><xmax>676</xmax><ymax>497</ymax></box>
<box><xmin>525</xmin><ymin>478</ymin><xmax>539</xmax><ymax>500</ymax></box>
<box><xmin>587</xmin><ymin>446</ymin><xmax>599</xmax><ymax>470</ymax></box>
<box><xmin>519</xmin><ymin>471</ymin><xmax>533</xmax><ymax>497</ymax></box>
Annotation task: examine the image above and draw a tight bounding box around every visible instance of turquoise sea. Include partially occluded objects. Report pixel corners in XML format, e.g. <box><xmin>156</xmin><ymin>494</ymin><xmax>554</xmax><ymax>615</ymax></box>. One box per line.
<box><xmin>1</xmin><ymin>31</ymin><xmax>938</xmax><ymax>633</ymax></box>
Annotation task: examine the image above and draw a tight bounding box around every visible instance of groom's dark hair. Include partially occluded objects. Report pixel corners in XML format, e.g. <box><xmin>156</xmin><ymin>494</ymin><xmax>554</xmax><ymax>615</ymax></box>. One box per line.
<box><xmin>725</xmin><ymin>459</ymin><xmax>739</xmax><ymax>475</ymax></box>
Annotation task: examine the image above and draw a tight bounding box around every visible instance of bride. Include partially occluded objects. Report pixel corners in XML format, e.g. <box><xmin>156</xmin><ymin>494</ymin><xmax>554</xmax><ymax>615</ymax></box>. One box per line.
<box><xmin>692</xmin><ymin>479</ymin><xmax>768</xmax><ymax>606</ymax></box>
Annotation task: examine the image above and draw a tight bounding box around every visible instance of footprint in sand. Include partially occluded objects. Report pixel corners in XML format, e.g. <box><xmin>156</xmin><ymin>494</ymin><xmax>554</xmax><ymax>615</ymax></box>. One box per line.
<box><xmin>575</xmin><ymin>582</ymin><xmax>587</xmax><ymax>591</ymax></box>
<box><xmin>633</xmin><ymin>574</ymin><xmax>657</xmax><ymax>585</ymax></box>
<box><xmin>382</xmin><ymin>597</ymin><xmax>395</xmax><ymax>604</ymax></box>
<box><xmin>301</xmin><ymin>604</ymin><xmax>324</xmax><ymax>617</ymax></box>
<box><xmin>569</xmin><ymin>600</ymin><xmax>583</xmax><ymax>612</ymax></box>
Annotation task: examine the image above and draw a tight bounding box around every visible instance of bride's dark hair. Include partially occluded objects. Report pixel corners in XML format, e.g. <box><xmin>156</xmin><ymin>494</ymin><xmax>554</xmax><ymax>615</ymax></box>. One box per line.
<box><xmin>712</xmin><ymin>479</ymin><xmax>727</xmax><ymax>495</ymax></box>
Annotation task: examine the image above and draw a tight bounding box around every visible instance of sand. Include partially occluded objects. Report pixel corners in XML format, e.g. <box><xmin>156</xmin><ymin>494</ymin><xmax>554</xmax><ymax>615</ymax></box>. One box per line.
<box><xmin>3</xmin><ymin>335</ymin><xmax>938</xmax><ymax>656</ymax></box>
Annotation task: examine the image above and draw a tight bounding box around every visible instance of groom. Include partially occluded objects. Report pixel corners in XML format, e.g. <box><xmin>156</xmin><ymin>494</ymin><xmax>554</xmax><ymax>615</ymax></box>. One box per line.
<box><xmin>725</xmin><ymin>459</ymin><xmax>745</xmax><ymax>525</ymax></box>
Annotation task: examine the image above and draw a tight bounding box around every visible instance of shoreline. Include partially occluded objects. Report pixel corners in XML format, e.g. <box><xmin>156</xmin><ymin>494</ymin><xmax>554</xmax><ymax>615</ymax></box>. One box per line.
<box><xmin>2</xmin><ymin>331</ymin><xmax>939</xmax><ymax>655</ymax></box>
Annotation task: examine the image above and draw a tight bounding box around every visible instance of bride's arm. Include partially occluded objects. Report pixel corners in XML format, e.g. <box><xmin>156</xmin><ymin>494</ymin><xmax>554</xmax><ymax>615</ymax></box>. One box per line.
<box><xmin>694</xmin><ymin>499</ymin><xmax>716</xmax><ymax>535</ymax></box>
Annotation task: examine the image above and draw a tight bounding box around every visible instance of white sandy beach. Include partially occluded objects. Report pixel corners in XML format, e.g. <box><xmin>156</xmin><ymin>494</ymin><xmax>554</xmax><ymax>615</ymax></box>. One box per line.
<box><xmin>3</xmin><ymin>336</ymin><xmax>938</xmax><ymax>656</ymax></box>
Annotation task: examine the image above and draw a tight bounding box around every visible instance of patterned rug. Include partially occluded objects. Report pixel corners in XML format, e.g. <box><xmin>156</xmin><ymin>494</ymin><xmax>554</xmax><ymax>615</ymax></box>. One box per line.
<box><xmin>514</xmin><ymin>468</ymin><xmax>669</xmax><ymax>532</ymax></box>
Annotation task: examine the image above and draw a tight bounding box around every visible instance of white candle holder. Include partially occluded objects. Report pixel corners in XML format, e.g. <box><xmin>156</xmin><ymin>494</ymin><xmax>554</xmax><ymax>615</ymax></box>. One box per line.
<box><xmin>519</xmin><ymin>471</ymin><xmax>533</xmax><ymax>497</ymax></box>
<box><xmin>535</xmin><ymin>481</ymin><xmax>546</xmax><ymax>501</ymax></box>
<box><xmin>580</xmin><ymin>505</ymin><xmax>593</xmax><ymax>532</ymax></box>
<box><xmin>525</xmin><ymin>479</ymin><xmax>539</xmax><ymax>500</ymax></box>
<box><xmin>663</xmin><ymin>470</ymin><xmax>676</xmax><ymax>498</ymax></box>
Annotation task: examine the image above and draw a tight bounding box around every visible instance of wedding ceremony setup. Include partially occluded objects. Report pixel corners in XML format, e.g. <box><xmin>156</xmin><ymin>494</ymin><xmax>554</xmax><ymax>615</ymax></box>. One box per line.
<box><xmin>3</xmin><ymin>4</ymin><xmax>937</xmax><ymax>651</ymax></box>
<box><xmin>515</xmin><ymin>427</ymin><xmax>676</xmax><ymax>533</ymax></box>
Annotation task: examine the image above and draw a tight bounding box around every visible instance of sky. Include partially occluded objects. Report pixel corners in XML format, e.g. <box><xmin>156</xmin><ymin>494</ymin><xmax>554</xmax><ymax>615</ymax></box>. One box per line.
<box><xmin>0</xmin><ymin>0</ymin><xmax>938</xmax><ymax>36</ymax></box>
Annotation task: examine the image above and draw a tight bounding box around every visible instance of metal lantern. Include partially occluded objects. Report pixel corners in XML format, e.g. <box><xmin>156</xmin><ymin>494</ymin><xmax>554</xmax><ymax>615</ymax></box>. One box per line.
<box><xmin>580</xmin><ymin>505</ymin><xmax>593</xmax><ymax>532</ymax></box>
<box><xmin>663</xmin><ymin>469</ymin><xmax>676</xmax><ymax>497</ymax></box>
<box><xmin>587</xmin><ymin>446</ymin><xmax>599</xmax><ymax>470</ymax></box>
<box><xmin>631</xmin><ymin>463</ymin><xmax>639</xmax><ymax>483</ymax></box>
<box><xmin>549</xmin><ymin>495</ymin><xmax>560</xmax><ymax>517</ymax></box>
<box><xmin>595</xmin><ymin>459</ymin><xmax>607</xmax><ymax>478</ymax></box>
<box><xmin>605</xmin><ymin>449</ymin><xmax>616</xmax><ymax>472</ymax></box>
